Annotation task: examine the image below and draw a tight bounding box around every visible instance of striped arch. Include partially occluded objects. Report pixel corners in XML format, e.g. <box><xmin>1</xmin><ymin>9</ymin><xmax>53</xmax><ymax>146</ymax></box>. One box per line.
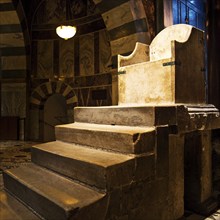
<box><xmin>30</xmin><ymin>81</ymin><xmax>78</xmax><ymax>109</ymax></box>
<box><xmin>92</xmin><ymin>0</ymin><xmax>152</xmax><ymax>57</ymax></box>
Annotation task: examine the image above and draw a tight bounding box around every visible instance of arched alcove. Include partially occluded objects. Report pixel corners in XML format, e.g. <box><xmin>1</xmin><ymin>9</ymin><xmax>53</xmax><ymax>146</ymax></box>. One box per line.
<box><xmin>43</xmin><ymin>94</ymin><xmax>68</xmax><ymax>142</ymax></box>
<box><xmin>30</xmin><ymin>81</ymin><xmax>77</xmax><ymax>141</ymax></box>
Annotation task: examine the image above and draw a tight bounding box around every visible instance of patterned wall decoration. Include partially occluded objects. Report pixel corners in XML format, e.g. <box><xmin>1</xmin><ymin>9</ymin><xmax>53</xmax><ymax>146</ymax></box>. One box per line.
<box><xmin>70</xmin><ymin>0</ymin><xmax>87</xmax><ymax>18</ymax></box>
<box><xmin>87</xmin><ymin>0</ymin><xmax>98</xmax><ymax>15</ymax></box>
<box><xmin>1</xmin><ymin>83</ymin><xmax>26</xmax><ymax>117</ymax></box>
<box><xmin>37</xmin><ymin>40</ymin><xmax>53</xmax><ymax>78</ymax></box>
<box><xmin>59</xmin><ymin>38</ymin><xmax>74</xmax><ymax>78</ymax></box>
<box><xmin>33</xmin><ymin>0</ymin><xmax>94</xmax><ymax>25</ymax></box>
<box><xmin>99</xmin><ymin>29</ymin><xmax>112</xmax><ymax>73</ymax></box>
<box><xmin>33</xmin><ymin>0</ymin><xmax>66</xmax><ymax>24</ymax></box>
<box><xmin>79</xmin><ymin>33</ymin><xmax>94</xmax><ymax>76</ymax></box>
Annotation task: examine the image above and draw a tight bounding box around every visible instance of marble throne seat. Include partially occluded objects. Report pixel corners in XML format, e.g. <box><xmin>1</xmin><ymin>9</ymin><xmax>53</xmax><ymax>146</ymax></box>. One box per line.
<box><xmin>118</xmin><ymin>24</ymin><xmax>206</xmax><ymax>106</ymax></box>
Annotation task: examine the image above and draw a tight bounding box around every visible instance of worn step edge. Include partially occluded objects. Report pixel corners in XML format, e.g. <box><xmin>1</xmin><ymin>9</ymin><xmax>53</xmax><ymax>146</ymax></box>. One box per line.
<box><xmin>55</xmin><ymin>122</ymin><xmax>155</xmax><ymax>154</ymax></box>
<box><xmin>74</xmin><ymin>105</ymin><xmax>177</xmax><ymax>127</ymax></box>
<box><xmin>56</xmin><ymin>122</ymin><xmax>154</xmax><ymax>134</ymax></box>
<box><xmin>32</xmin><ymin>141</ymin><xmax>135</xmax><ymax>191</ymax></box>
<box><xmin>0</xmin><ymin>190</ymin><xmax>41</xmax><ymax>220</ymax></box>
<box><xmin>3</xmin><ymin>163</ymin><xmax>107</xmax><ymax>220</ymax></box>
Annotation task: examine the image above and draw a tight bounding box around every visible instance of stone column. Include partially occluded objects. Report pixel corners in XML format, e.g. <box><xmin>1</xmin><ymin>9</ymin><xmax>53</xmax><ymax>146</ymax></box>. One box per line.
<box><xmin>184</xmin><ymin>130</ymin><xmax>216</xmax><ymax>215</ymax></box>
<box><xmin>169</xmin><ymin>134</ymin><xmax>184</xmax><ymax>220</ymax></box>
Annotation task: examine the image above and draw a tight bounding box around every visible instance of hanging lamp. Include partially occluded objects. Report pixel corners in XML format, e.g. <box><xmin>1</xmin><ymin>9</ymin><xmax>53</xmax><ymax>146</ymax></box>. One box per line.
<box><xmin>56</xmin><ymin>0</ymin><xmax>76</xmax><ymax>40</ymax></box>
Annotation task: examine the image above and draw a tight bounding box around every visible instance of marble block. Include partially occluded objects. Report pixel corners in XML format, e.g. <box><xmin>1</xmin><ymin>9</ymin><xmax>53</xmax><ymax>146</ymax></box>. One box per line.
<box><xmin>118</xmin><ymin>24</ymin><xmax>206</xmax><ymax>105</ymax></box>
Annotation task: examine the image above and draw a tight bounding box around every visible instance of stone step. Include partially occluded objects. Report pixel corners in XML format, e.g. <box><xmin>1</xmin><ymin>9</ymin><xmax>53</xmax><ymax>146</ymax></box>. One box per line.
<box><xmin>74</xmin><ymin>105</ymin><xmax>177</xmax><ymax>126</ymax></box>
<box><xmin>31</xmin><ymin>141</ymin><xmax>135</xmax><ymax>190</ymax></box>
<box><xmin>55</xmin><ymin>122</ymin><xmax>155</xmax><ymax>154</ymax></box>
<box><xmin>0</xmin><ymin>190</ymin><xmax>41</xmax><ymax>220</ymax></box>
<box><xmin>3</xmin><ymin>164</ymin><xmax>107</xmax><ymax>220</ymax></box>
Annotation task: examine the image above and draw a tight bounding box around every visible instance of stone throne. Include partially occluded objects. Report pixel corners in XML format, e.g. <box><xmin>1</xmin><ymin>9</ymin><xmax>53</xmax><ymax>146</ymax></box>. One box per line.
<box><xmin>117</xmin><ymin>23</ymin><xmax>220</xmax><ymax>215</ymax></box>
<box><xmin>118</xmin><ymin>24</ymin><xmax>206</xmax><ymax>105</ymax></box>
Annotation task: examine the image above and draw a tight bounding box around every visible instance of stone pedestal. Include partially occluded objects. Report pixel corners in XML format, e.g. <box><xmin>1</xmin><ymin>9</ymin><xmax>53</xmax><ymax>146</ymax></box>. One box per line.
<box><xmin>184</xmin><ymin>130</ymin><xmax>218</xmax><ymax>215</ymax></box>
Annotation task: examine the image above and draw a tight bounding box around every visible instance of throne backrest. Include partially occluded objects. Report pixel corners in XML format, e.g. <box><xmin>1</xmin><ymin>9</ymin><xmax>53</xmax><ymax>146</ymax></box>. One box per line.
<box><xmin>150</xmin><ymin>24</ymin><xmax>195</xmax><ymax>61</ymax></box>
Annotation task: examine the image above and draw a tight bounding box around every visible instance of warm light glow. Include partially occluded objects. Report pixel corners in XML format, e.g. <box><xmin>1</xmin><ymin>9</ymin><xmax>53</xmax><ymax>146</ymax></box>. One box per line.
<box><xmin>56</xmin><ymin>25</ymin><xmax>76</xmax><ymax>40</ymax></box>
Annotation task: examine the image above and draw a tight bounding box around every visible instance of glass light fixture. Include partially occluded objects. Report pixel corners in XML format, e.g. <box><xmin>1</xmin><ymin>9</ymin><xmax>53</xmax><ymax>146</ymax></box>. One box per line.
<box><xmin>56</xmin><ymin>25</ymin><xmax>76</xmax><ymax>40</ymax></box>
<box><xmin>56</xmin><ymin>0</ymin><xmax>76</xmax><ymax>40</ymax></box>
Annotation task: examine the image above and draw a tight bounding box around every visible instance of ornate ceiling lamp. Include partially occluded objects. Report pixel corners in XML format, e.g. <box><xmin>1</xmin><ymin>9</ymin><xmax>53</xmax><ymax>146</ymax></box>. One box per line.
<box><xmin>56</xmin><ymin>0</ymin><xmax>76</xmax><ymax>40</ymax></box>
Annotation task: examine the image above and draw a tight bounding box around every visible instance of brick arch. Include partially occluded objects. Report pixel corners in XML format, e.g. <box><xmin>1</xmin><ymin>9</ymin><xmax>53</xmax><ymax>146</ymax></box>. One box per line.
<box><xmin>92</xmin><ymin>0</ymin><xmax>151</xmax><ymax>57</ymax></box>
<box><xmin>30</xmin><ymin>81</ymin><xmax>78</xmax><ymax>109</ymax></box>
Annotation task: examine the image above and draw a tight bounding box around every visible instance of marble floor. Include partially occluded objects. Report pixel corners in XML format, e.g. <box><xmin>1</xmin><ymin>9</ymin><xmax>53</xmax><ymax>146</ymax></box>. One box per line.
<box><xmin>0</xmin><ymin>140</ymin><xmax>219</xmax><ymax>220</ymax></box>
<box><xmin>0</xmin><ymin>140</ymin><xmax>39</xmax><ymax>174</ymax></box>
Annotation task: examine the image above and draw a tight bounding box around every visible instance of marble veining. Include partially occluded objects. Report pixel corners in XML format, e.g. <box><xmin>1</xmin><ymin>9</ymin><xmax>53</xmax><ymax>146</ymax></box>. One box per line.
<box><xmin>59</xmin><ymin>38</ymin><xmax>74</xmax><ymax>77</ymax></box>
<box><xmin>37</xmin><ymin>40</ymin><xmax>53</xmax><ymax>78</ymax></box>
<box><xmin>99</xmin><ymin>30</ymin><xmax>112</xmax><ymax>73</ymax></box>
<box><xmin>33</xmin><ymin>0</ymin><xmax>65</xmax><ymax>24</ymax></box>
<box><xmin>79</xmin><ymin>33</ymin><xmax>94</xmax><ymax>76</ymax></box>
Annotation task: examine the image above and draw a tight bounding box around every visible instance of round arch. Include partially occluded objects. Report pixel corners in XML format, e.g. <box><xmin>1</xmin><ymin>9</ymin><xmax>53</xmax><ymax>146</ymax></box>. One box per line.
<box><xmin>30</xmin><ymin>81</ymin><xmax>78</xmax><ymax>109</ymax></box>
<box><xmin>30</xmin><ymin>81</ymin><xmax>77</xmax><ymax>141</ymax></box>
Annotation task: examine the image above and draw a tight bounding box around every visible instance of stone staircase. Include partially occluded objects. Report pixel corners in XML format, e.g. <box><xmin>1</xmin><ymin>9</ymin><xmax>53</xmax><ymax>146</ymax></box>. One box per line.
<box><xmin>1</xmin><ymin>106</ymin><xmax>160</xmax><ymax>220</ymax></box>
